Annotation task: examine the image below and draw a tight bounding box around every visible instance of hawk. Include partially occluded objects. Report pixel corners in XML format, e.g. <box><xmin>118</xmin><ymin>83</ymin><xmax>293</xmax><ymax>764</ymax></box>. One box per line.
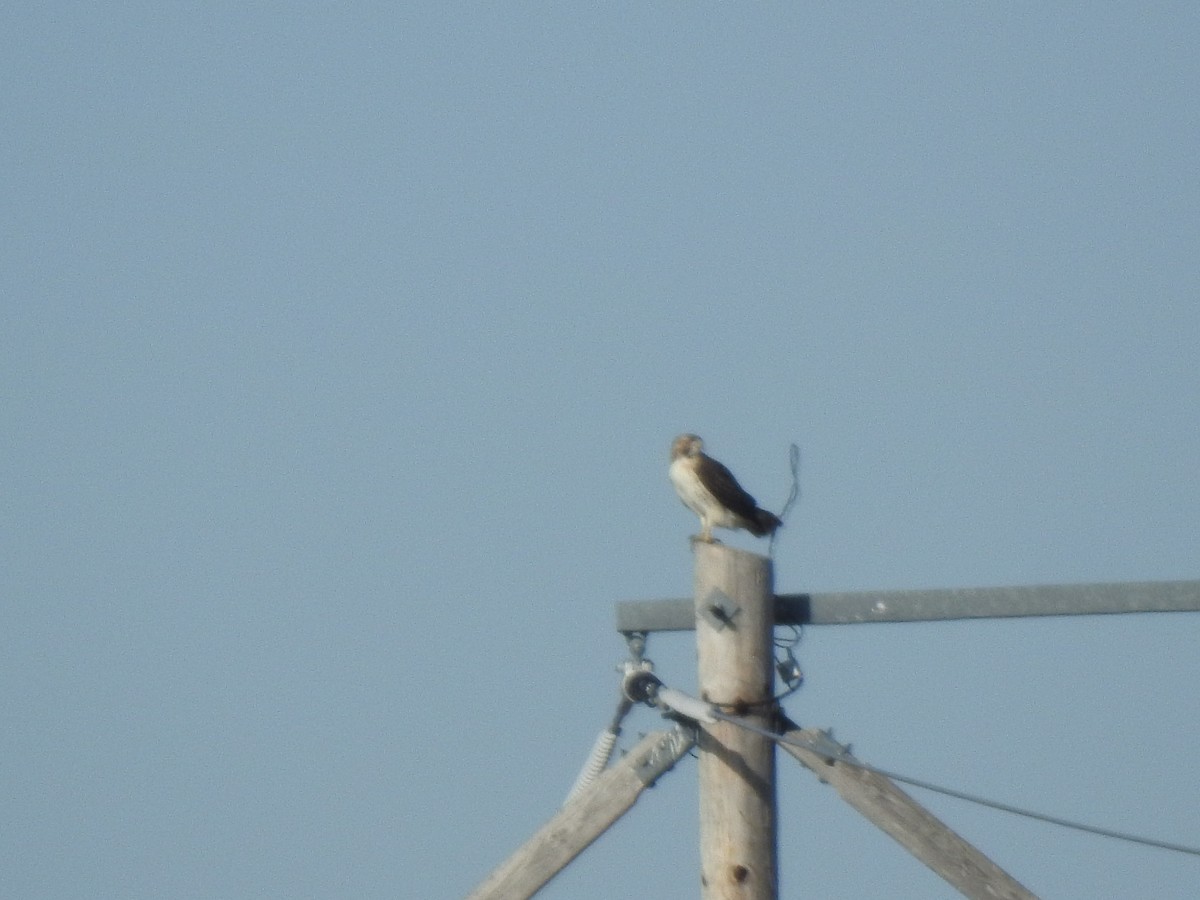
<box><xmin>669</xmin><ymin>433</ymin><xmax>782</xmax><ymax>543</ymax></box>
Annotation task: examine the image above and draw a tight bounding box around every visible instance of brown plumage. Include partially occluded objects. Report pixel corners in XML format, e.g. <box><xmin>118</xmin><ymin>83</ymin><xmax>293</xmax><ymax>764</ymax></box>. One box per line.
<box><xmin>669</xmin><ymin>434</ymin><xmax>782</xmax><ymax>543</ymax></box>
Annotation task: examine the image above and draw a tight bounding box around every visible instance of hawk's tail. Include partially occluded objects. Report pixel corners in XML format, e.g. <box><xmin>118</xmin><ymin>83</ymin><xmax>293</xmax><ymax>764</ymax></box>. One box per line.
<box><xmin>748</xmin><ymin>508</ymin><xmax>783</xmax><ymax>537</ymax></box>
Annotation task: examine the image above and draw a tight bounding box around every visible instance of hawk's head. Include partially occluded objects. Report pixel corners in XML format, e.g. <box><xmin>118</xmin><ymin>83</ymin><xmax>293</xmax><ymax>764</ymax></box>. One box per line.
<box><xmin>671</xmin><ymin>433</ymin><xmax>703</xmax><ymax>461</ymax></box>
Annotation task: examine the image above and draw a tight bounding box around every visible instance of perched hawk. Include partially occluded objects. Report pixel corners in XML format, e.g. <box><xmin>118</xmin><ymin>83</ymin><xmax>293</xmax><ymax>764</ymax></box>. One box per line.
<box><xmin>669</xmin><ymin>434</ymin><xmax>782</xmax><ymax>543</ymax></box>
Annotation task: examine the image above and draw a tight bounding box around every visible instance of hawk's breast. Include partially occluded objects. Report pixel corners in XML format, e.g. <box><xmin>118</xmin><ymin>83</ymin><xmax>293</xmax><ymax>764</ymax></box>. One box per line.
<box><xmin>670</xmin><ymin>457</ymin><xmax>742</xmax><ymax>527</ymax></box>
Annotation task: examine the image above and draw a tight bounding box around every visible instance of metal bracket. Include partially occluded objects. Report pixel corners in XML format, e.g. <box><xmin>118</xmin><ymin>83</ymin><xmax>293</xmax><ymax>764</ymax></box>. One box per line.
<box><xmin>699</xmin><ymin>587</ymin><xmax>741</xmax><ymax>630</ymax></box>
<box><xmin>621</xmin><ymin>669</ymin><xmax>662</xmax><ymax>706</ymax></box>
<box><xmin>632</xmin><ymin>726</ymin><xmax>697</xmax><ymax>786</ymax></box>
<box><xmin>806</xmin><ymin>728</ymin><xmax>852</xmax><ymax>764</ymax></box>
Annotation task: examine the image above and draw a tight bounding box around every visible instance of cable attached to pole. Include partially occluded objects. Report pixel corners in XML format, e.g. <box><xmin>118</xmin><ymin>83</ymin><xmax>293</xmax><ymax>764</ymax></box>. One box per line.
<box><xmin>625</xmin><ymin>676</ymin><xmax>1200</xmax><ymax>859</ymax></box>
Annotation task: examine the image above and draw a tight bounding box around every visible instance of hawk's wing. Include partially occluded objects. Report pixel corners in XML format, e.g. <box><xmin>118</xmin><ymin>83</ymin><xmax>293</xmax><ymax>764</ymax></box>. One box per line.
<box><xmin>698</xmin><ymin>453</ymin><xmax>762</xmax><ymax>522</ymax></box>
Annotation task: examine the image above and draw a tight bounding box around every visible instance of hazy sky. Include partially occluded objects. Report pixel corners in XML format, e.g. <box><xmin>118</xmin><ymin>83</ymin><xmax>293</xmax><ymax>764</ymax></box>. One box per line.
<box><xmin>4</xmin><ymin>4</ymin><xmax>1199</xmax><ymax>899</ymax></box>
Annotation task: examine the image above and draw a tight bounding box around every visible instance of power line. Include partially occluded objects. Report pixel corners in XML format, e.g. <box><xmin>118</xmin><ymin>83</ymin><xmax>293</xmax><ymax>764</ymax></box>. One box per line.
<box><xmin>710</xmin><ymin>710</ymin><xmax>1200</xmax><ymax>859</ymax></box>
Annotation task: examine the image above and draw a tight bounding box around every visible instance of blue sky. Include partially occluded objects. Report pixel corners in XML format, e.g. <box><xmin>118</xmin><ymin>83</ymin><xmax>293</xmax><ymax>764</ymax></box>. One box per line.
<box><xmin>4</xmin><ymin>4</ymin><xmax>1199</xmax><ymax>898</ymax></box>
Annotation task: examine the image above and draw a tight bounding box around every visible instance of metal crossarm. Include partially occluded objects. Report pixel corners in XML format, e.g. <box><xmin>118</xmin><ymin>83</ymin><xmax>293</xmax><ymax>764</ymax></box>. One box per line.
<box><xmin>616</xmin><ymin>579</ymin><xmax>1200</xmax><ymax>632</ymax></box>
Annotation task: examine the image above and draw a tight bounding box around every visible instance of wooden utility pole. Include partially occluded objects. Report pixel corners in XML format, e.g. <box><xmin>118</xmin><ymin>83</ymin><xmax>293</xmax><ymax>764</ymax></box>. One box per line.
<box><xmin>468</xmin><ymin>561</ymin><xmax>1200</xmax><ymax>897</ymax></box>
<box><xmin>693</xmin><ymin>542</ymin><xmax>777</xmax><ymax>900</ymax></box>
